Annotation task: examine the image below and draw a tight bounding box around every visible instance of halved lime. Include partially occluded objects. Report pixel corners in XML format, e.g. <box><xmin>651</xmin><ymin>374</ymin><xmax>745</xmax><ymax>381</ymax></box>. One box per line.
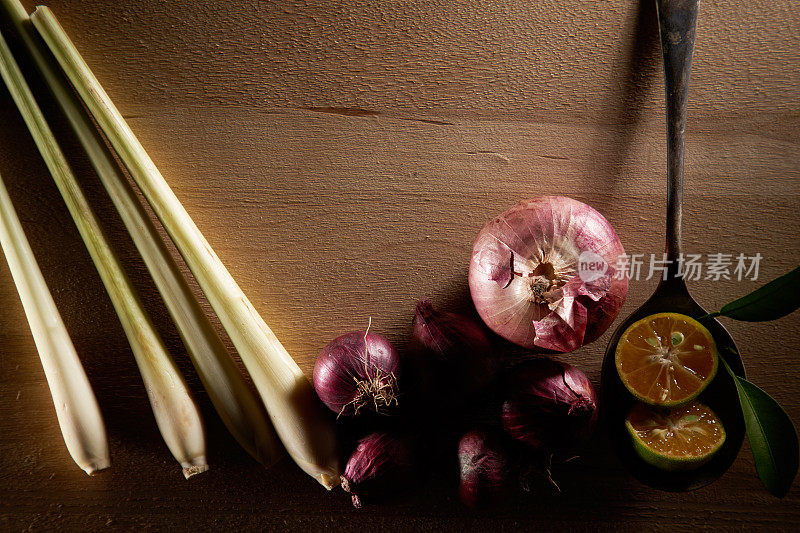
<box><xmin>626</xmin><ymin>401</ymin><xmax>726</xmax><ymax>471</ymax></box>
<box><xmin>616</xmin><ymin>312</ymin><xmax>718</xmax><ymax>407</ymax></box>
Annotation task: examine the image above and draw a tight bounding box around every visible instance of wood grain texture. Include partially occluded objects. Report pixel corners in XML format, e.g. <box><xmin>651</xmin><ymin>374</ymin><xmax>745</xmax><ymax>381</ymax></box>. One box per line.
<box><xmin>0</xmin><ymin>0</ymin><xmax>798</xmax><ymax>530</ymax></box>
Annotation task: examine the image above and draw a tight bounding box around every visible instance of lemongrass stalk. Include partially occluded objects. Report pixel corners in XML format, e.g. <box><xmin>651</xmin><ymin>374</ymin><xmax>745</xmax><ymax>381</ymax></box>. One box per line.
<box><xmin>0</xmin><ymin>171</ymin><xmax>109</xmax><ymax>475</ymax></box>
<box><xmin>0</xmin><ymin>0</ymin><xmax>281</xmax><ymax>467</ymax></box>
<box><xmin>0</xmin><ymin>28</ymin><xmax>207</xmax><ymax>479</ymax></box>
<box><xmin>30</xmin><ymin>6</ymin><xmax>340</xmax><ymax>488</ymax></box>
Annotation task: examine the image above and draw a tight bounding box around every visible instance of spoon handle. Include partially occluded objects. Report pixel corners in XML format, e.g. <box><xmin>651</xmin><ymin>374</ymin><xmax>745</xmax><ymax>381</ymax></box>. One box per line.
<box><xmin>656</xmin><ymin>0</ymin><xmax>699</xmax><ymax>274</ymax></box>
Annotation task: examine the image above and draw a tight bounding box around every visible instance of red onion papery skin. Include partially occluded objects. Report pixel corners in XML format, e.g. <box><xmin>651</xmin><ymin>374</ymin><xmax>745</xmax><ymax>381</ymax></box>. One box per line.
<box><xmin>458</xmin><ymin>429</ymin><xmax>513</xmax><ymax>507</ymax></box>
<box><xmin>501</xmin><ymin>358</ymin><xmax>598</xmax><ymax>454</ymax></box>
<box><xmin>313</xmin><ymin>331</ymin><xmax>401</xmax><ymax>418</ymax></box>
<box><xmin>468</xmin><ymin>196</ymin><xmax>628</xmax><ymax>352</ymax></box>
<box><xmin>411</xmin><ymin>299</ymin><xmax>497</xmax><ymax>404</ymax></box>
<box><xmin>341</xmin><ymin>432</ymin><xmax>416</xmax><ymax>508</ymax></box>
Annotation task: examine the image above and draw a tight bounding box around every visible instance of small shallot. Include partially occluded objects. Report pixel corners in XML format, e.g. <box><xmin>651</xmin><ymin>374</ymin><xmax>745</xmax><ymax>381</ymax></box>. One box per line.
<box><xmin>458</xmin><ymin>429</ymin><xmax>513</xmax><ymax>507</ymax></box>
<box><xmin>314</xmin><ymin>329</ymin><xmax>401</xmax><ymax>418</ymax></box>
<box><xmin>502</xmin><ymin>358</ymin><xmax>598</xmax><ymax>455</ymax></box>
<box><xmin>341</xmin><ymin>432</ymin><xmax>416</xmax><ymax>508</ymax></box>
<box><xmin>411</xmin><ymin>299</ymin><xmax>497</xmax><ymax>403</ymax></box>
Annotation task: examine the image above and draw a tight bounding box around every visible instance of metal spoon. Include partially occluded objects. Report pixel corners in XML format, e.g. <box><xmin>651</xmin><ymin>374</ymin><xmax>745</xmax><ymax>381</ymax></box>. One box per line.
<box><xmin>600</xmin><ymin>0</ymin><xmax>745</xmax><ymax>491</ymax></box>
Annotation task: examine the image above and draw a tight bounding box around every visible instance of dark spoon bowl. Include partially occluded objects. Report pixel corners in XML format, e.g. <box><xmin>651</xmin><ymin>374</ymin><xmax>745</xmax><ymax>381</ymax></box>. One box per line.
<box><xmin>600</xmin><ymin>278</ymin><xmax>745</xmax><ymax>492</ymax></box>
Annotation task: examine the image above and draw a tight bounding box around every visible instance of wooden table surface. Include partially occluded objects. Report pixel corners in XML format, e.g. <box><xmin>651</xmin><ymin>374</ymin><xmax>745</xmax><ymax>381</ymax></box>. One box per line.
<box><xmin>0</xmin><ymin>0</ymin><xmax>798</xmax><ymax>530</ymax></box>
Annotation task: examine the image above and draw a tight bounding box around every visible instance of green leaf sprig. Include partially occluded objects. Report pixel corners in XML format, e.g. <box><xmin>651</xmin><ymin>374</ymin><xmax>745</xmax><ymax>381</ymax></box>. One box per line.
<box><xmin>702</xmin><ymin>265</ymin><xmax>800</xmax><ymax>322</ymax></box>
<box><xmin>721</xmin><ymin>356</ymin><xmax>798</xmax><ymax>498</ymax></box>
<box><xmin>702</xmin><ymin>266</ymin><xmax>800</xmax><ymax>497</ymax></box>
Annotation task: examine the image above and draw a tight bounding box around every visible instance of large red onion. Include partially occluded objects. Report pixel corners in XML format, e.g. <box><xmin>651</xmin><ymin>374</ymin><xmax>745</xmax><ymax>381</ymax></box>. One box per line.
<box><xmin>501</xmin><ymin>358</ymin><xmax>598</xmax><ymax>454</ymax></box>
<box><xmin>313</xmin><ymin>331</ymin><xmax>401</xmax><ymax>418</ymax></box>
<box><xmin>469</xmin><ymin>196</ymin><xmax>628</xmax><ymax>352</ymax></box>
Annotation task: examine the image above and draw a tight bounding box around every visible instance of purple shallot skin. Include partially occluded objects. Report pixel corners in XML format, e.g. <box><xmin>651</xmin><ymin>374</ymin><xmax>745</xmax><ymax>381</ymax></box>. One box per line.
<box><xmin>411</xmin><ymin>299</ymin><xmax>498</xmax><ymax>403</ymax></box>
<box><xmin>313</xmin><ymin>331</ymin><xmax>400</xmax><ymax>418</ymax></box>
<box><xmin>458</xmin><ymin>429</ymin><xmax>513</xmax><ymax>507</ymax></box>
<box><xmin>341</xmin><ymin>432</ymin><xmax>416</xmax><ymax>508</ymax></box>
<box><xmin>502</xmin><ymin>358</ymin><xmax>598</xmax><ymax>454</ymax></box>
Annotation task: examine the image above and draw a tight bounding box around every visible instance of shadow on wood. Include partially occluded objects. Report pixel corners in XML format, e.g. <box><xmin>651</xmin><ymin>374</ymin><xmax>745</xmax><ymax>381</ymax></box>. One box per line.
<box><xmin>583</xmin><ymin>0</ymin><xmax>661</xmax><ymax>219</ymax></box>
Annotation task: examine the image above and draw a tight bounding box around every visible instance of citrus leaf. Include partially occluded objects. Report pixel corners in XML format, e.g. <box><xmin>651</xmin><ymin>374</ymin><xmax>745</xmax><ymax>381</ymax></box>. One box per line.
<box><xmin>723</xmin><ymin>359</ymin><xmax>799</xmax><ymax>497</ymax></box>
<box><xmin>708</xmin><ymin>266</ymin><xmax>800</xmax><ymax>322</ymax></box>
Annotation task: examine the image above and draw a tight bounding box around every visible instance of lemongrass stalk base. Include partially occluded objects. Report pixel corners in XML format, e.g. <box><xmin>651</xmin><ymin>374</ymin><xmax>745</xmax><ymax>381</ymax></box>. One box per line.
<box><xmin>182</xmin><ymin>459</ymin><xmax>209</xmax><ymax>479</ymax></box>
<box><xmin>83</xmin><ymin>458</ymin><xmax>111</xmax><ymax>476</ymax></box>
<box><xmin>30</xmin><ymin>5</ymin><xmax>340</xmax><ymax>487</ymax></box>
<box><xmin>0</xmin><ymin>0</ymin><xmax>280</xmax><ymax>468</ymax></box>
<box><xmin>0</xmin><ymin>17</ymin><xmax>207</xmax><ymax>478</ymax></box>
<box><xmin>0</xmin><ymin>171</ymin><xmax>110</xmax><ymax>476</ymax></box>
<box><xmin>0</xmin><ymin>34</ymin><xmax>110</xmax><ymax>476</ymax></box>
